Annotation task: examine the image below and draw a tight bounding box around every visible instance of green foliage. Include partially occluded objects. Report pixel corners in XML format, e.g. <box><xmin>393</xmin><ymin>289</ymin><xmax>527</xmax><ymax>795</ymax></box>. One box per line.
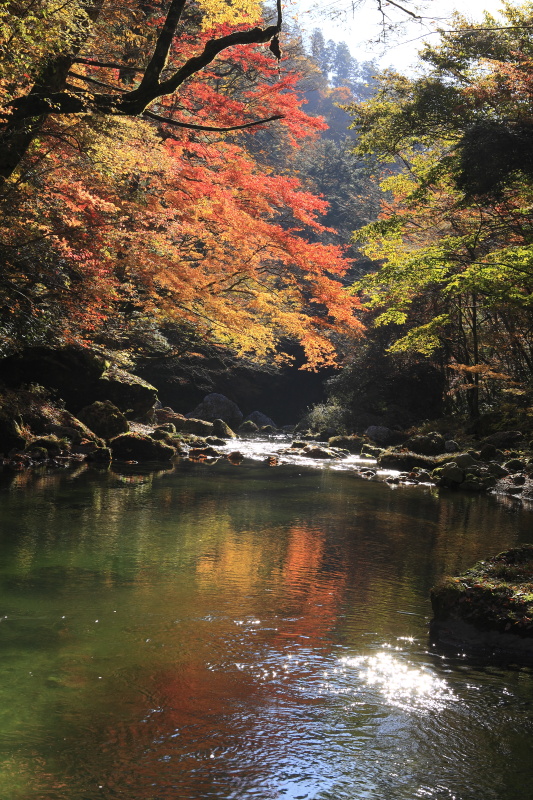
<box><xmin>345</xmin><ymin>3</ymin><xmax>533</xmax><ymax>417</ymax></box>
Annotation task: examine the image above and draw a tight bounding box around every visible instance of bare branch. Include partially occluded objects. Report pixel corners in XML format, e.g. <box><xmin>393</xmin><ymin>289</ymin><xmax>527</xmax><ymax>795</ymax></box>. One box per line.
<box><xmin>142</xmin><ymin>109</ymin><xmax>283</xmax><ymax>132</ymax></box>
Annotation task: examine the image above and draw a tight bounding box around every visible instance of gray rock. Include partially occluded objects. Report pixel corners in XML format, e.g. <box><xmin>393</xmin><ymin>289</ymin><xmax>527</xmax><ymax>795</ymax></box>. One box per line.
<box><xmin>478</xmin><ymin>443</ymin><xmax>498</xmax><ymax>461</ymax></box>
<box><xmin>486</xmin><ymin>462</ymin><xmax>509</xmax><ymax>478</ymax></box>
<box><xmin>444</xmin><ymin>440</ymin><xmax>460</xmax><ymax>453</ymax></box>
<box><xmin>440</xmin><ymin>462</ymin><xmax>465</xmax><ymax>485</ymax></box>
<box><xmin>454</xmin><ymin>453</ymin><xmax>479</xmax><ymax>468</ymax></box>
<box><xmin>188</xmin><ymin>393</ymin><xmax>243</xmax><ymax>428</ymax></box>
<box><xmin>244</xmin><ymin>411</ymin><xmax>277</xmax><ymax>429</ymax></box>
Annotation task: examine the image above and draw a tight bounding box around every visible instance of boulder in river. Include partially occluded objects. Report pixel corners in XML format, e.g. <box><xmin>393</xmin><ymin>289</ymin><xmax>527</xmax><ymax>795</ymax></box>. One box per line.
<box><xmin>212</xmin><ymin>419</ymin><xmax>236</xmax><ymax>439</ymax></box>
<box><xmin>188</xmin><ymin>394</ymin><xmax>243</xmax><ymax>429</ymax></box>
<box><xmin>430</xmin><ymin>546</ymin><xmax>533</xmax><ymax>663</ymax></box>
<box><xmin>95</xmin><ymin>366</ymin><xmax>158</xmax><ymax>420</ymax></box>
<box><xmin>238</xmin><ymin>420</ymin><xmax>259</xmax><ymax>433</ymax></box>
<box><xmin>110</xmin><ymin>433</ymin><xmax>175</xmax><ymax>462</ymax></box>
<box><xmin>77</xmin><ymin>400</ymin><xmax>129</xmax><ymax>440</ymax></box>
<box><xmin>328</xmin><ymin>435</ymin><xmax>364</xmax><ymax>453</ymax></box>
<box><xmin>243</xmin><ymin>411</ymin><xmax>277</xmax><ymax>429</ymax></box>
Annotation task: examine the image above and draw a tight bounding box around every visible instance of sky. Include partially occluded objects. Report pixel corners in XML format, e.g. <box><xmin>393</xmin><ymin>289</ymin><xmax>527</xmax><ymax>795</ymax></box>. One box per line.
<box><xmin>290</xmin><ymin>0</ymin><xmax>508</xmax><ymax>70</ymax></box>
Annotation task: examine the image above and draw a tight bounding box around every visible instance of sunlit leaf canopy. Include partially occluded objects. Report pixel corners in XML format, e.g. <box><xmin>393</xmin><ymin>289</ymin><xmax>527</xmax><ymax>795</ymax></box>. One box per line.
<box><xmin>0</xmin><ymin>0</ymin><xmax>364</xmax><ymax>367</ymax></box>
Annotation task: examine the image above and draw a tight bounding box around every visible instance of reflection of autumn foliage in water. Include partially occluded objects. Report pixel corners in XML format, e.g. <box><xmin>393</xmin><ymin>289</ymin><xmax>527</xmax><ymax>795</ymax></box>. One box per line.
<box><xmin>73</xmin><ymin>521</ymin><xmax>351</xmax><ymax>797</ymax></box>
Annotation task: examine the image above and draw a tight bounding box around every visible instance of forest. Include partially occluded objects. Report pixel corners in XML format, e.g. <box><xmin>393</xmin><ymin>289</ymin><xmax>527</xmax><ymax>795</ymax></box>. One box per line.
<box><xmin>1</xmin><ymin>0</ymin><xmax>533</xmax><ymax>435</ymax></box>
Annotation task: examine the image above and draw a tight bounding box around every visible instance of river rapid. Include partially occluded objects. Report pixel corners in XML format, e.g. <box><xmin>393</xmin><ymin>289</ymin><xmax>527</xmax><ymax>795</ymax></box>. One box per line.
<box><xmin>1</xmin><ymin>436</ymin><xmax>533</xmax><ymax>800</ymax></box>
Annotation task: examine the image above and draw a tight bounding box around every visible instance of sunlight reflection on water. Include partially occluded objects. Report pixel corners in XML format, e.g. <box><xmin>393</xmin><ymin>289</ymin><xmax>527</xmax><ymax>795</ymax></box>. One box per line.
<box><xmin>339</xmin><ymin>649</ymin><xmax>457</xmax><ymax>713</ymax></box>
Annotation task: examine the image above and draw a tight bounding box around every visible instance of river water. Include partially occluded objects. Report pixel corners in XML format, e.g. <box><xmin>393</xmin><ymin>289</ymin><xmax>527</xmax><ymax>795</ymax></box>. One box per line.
<box><xmin>1</xmin><ymin>438</ymin><xmax>533</xmax><ymax>800</ymax></box>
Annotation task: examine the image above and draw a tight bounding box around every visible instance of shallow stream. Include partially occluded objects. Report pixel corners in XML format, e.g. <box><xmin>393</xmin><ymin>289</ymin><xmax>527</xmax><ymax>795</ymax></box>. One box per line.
<box><xmin>1</xmin><ymin>437</ymin><xmax>533</xmax><ymax>799</ymax></box>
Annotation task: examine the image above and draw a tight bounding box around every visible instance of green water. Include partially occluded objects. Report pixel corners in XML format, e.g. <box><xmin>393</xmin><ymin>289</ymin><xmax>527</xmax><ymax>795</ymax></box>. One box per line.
<box><xmin>1</xmin><ymin>459</ymin><xmax>533</xmax><ymax>800</ymax></box>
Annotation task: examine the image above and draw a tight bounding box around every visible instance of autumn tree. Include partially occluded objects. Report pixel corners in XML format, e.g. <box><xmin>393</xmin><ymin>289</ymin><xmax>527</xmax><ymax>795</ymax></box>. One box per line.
<box><xmin>346</xmin><ymin>3</ymin><xmax>533</xmax><ymax>420</ymax></box>
<box><xmin>0</xmin><ymin>1</ymin><xmax>366</xmax><ymax>368</ymax></box>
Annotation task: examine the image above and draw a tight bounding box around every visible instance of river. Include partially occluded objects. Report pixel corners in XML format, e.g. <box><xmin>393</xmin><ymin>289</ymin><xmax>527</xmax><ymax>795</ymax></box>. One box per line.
<box><xmin>1</xmin><ymin>438</ymin><xmax>532</xmax><ymax>799</ymax></box>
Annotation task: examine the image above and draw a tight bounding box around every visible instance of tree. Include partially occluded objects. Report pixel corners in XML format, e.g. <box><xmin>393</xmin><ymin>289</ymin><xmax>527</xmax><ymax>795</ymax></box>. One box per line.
<box><xmin>0</xmin><ymin>0</ymin><xmax>284</xmax><ymax>185</ymax></box>
<box><xmin>346</xmin><ymin>3</ymin><xmax>533</xmax><ymax>418</ymax></box>
<box><xmin>0</xmin><ymin>5</ymin><xmax>364</xmax><ymax>367</ymax></box>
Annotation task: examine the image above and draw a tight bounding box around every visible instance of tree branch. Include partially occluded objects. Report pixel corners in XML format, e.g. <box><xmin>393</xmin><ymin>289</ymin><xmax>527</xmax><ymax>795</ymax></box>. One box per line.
<box><xmin>142</xmin><ymin>109</ymin><xmax>283</xmax><ymax>131</ymax></box>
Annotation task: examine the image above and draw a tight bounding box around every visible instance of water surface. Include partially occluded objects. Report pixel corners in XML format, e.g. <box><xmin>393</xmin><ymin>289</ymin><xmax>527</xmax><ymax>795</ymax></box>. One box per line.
<box><xmin>1</xmin><ymin>452</ymin><xmax>532</xmax><ymax>799</ymax></box>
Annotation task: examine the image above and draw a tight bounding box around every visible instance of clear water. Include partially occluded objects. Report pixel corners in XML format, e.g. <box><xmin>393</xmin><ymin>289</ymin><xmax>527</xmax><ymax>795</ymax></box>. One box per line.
<box><xmin>1</xmin><ymin>448</ymin><xmax>533</xmax><ymax>800</ymax></box>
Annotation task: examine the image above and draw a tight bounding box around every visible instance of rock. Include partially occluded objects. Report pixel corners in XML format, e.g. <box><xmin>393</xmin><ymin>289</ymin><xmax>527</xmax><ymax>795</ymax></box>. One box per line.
<box><xmin>405</xmin><ymin>432</ymin><xmax>446</xmax><ymax>455</ymax></box>
<box><xmin>155</xmin><ymin>408</ymin><xmax>187</xmax><ymax>426</ymax></box>
<box><xmin>454</xmin><ymin>453</ymin><xmax>479</xmax><ymax>468</ymax></box>
<box><xmin>77</xmin><ymin>400</ymin><xmax>129</xmax><ymax>440</ymax></box>
<box><xmin>328</xmin><ymin>435</ymin><xmax>363</xmax><ymax>453</ymax></box>
<box><xmin>364</xmin><ymin>425</ymin><xmax>406</xmax><ymax>446</ymax></box>
<box><xmin>180</xmin><ymin>418</ymin><xmax>214</xmax><ymax>436</ymax></box>
<box><xmin>512</xmin><ymin>474</ymin><xmax>527</xmax><ymax>486</ymax></box>
<box><xmin>378</xmin><ymin>450</ymin><xmax>436</xmax><ymax>470</ymax></box>
<box><xmin>430</xmin><ymin>546</ymin><xmax>533</xmax><ymax>663</ymax></box>
<box><xmin>151</xmin><ymin>429</ymin><xmax>173</xmax><ymax>441</ymax></box>
<box><xmin>302</xmin><ymin>445</ymin><xmax>338</xmax><ymax>459</ymax></box>
<box><xmin>205</xmin><ymin>437</ymin><xmax>226</xmax><ymax>446</ymax></box>
<box><xmin>486</xmin><ymin>461</ymin><xmax>509</xmax><ymax>478</ymax></box>
<box><xmin>260</xmin><ymin>425</ymin><xmax>276</xmax><ymax>433</ymax></box>
<box><xmin>415</xmin><ymin>470</ymin><xmax>433</xmax><ymax>483</ymax></box>
<box><xmin>444</xmin><ymin>440</ymin><xmax>460</xmax><ymax>453</ymax></box>
<box><xmin>238</xmin><ymin>420</ymin><xmax>259</xmax><ymax>433</ymax></box>
<box><xmin>478</xmin><ymin>443</ymin><xmax>499</xmax><ymax>461</ymax></box>
<box><xmin>290</xmin><ymin>440</ymin><xmax>307</xmax><ymax>449</ymax></box>
<box><xmin>504</xmin><ymin>458</ymin><xmax>526</xmax><ymax>472</ymax></box>
<box><xmin>361</xmin><ymin>444</ymin><xmax>382</xmax><ymax>458</ymax></box>
<box><xmin>110</xmin><ymin>433</ymin><xmax>175</xmax><ymax>461</ymax></box>
<box><xmin>227</xmin><ymin>451</ymin><xmax>244</xmax><ymax>464</ymax></box>
<box><xmin>189</xmin><ymin>446</ymin><xmax>222</xmax><ymax>459</ymax></box>
<box><xmin>86</xmin><ymin>446</ymin><xmax>112</xmax><ymax>465</ymax></box>
<box><xmin>461</xmin><ymin>477</ymin><xmax>484</xmax><ymax>492</ymax></box>
<box><xmin>244</xmin><ymin>411</ymin><xmax>277</xmax><ymax>429</ymax></box>
<box><xmin>188</xmin><ymin>394</ymin><xmax>243</xmax><ymax>429</ymax></box>
<box><xmin>26</xmin><ymin>435</ymin><xmax>67</xmax><ymax>457</ymax></box>
<box><xmin>437</xmin><ymin>462</ymin><xmax>465</xmax><ymax>486</ymax></box>
<box><xmin>156</xmin><ymin>423</ymin><xmax>176</xmax><ymax>434</ymax></box>
<box><xmin>96</xmin><ymin>366</ymin><xmax>158</xmax><ymax>420</ymax></box>
<box><xmin>483</xmin><ymin>430</ymin><xmax>524</xmax><ymax>449</ymax></box>
<box><xmin>212</xmin><ymin>419</ymin><xmax>236</xmax><ymax>439</ymax></box>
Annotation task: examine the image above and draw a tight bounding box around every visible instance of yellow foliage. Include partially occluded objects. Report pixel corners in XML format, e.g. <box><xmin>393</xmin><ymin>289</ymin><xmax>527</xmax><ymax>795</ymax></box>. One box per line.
<box><xmin>197</xmin><ymin>0</ymin><xmax>262</xmax><ymax>28</ymax></box>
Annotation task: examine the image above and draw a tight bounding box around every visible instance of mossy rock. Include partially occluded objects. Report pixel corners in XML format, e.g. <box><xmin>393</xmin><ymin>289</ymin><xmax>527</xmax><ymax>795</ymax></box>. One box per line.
<box><xmin>405</xmin><ymin>432</ymin><xmax>446</xmax><ymax>455</ymax></box>
<box><xmin>110</xmin><ymin>433</ymin><xmax>175</xmax><ymax>462</ymax></box>
<box><xmin>77</xmin><ymin>400</ymin><xmax>129</xmax><ymax>440</ymax></box>
<box><xmin>377</xmin><ymin>449</ymin><xmax>436</xmax><ymax>470</ymax></box>
<box><xmin>239</xmin><ymin>420</ymin><xmax>259</xmax><ymax>433</ymax></box>
<box><xmin>96</xmin><ymin>367</ymin><xmax>158</xmax><ymax>420</ymax></box>
<box><xmin>431</xmin><ymin>545</ymin><xmax>533</xmax><ymax>644</ymax></box>
<box><xmin>212</xmin><ymin>419</ymin><xmax>236</xmax><ymax>439</ymax></box>
<box><xmin>86</xmin><ymin>446</ymin><xmax>112</xmax><ymax>465</ymax></box>
<box><xmin>328</xmin><ymin>435</ymin><xmax>363</xmax><ymax>453</ymax></box>
<box><xmin>26</xmin><ymin>435</ymin><xmax>68</xmax><ymax>457</ymax></box>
